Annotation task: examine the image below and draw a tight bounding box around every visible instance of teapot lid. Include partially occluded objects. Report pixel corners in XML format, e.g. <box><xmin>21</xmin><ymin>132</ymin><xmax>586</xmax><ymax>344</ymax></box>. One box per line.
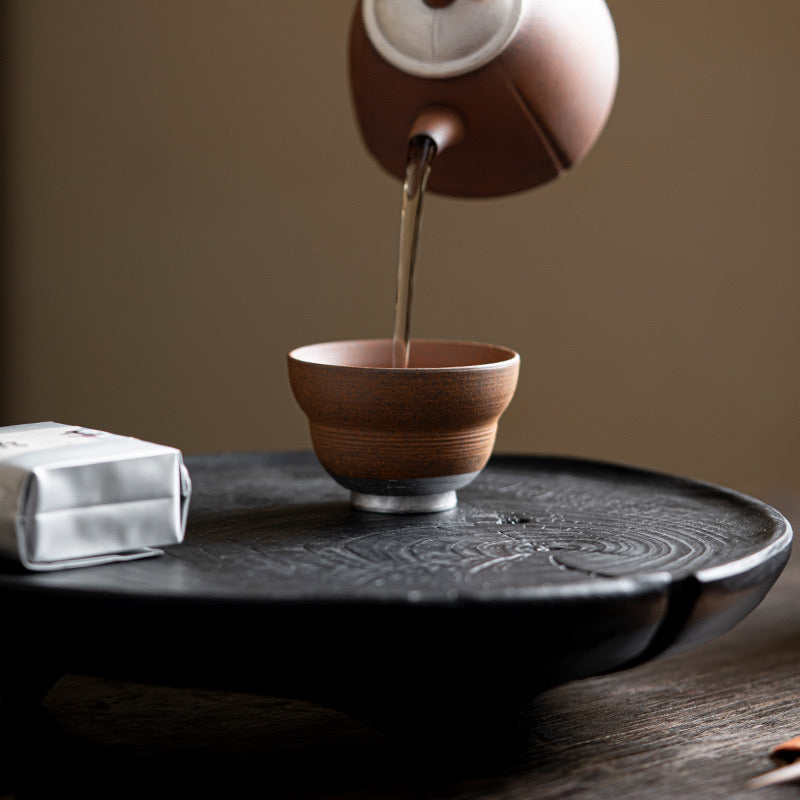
<box><xmin>362</xmin><ymin>0</ymin><xmax>524</xmax><ymax>79</ymax></box>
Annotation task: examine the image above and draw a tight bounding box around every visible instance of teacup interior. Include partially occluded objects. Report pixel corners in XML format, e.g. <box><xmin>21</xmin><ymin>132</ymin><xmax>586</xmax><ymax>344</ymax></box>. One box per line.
<box><xmin>290</xmin><ymin>340</ymin><xmax>517</xmax><ymax>368</ymax></box>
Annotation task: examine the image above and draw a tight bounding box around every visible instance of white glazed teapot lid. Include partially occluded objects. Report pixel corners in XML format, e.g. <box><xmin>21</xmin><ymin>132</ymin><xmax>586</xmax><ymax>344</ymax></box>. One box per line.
<box><xmin>362</xmin><ymin>0</ymin><xmax>524</xmax><ymax>79</ymax></box>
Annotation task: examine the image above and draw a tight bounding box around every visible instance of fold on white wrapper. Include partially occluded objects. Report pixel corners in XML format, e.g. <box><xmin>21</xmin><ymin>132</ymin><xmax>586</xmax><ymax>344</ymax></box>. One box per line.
<box><xmin>0</xmin><ymin>422</ymin><xmax>191</xmax><ymax>570</ymax></box>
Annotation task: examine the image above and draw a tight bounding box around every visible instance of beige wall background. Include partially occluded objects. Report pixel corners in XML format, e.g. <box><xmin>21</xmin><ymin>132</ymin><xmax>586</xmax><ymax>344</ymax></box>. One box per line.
<box><xmin>3</xmin><ymin>1</ymin><xmax>799</xmax><ymax>498</ymax></box>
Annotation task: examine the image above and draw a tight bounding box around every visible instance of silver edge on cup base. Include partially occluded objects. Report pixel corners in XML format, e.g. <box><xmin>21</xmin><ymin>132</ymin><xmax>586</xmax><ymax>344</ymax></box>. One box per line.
<box><xmin>330</xmin><ymin>471</ymin><xmax>481</xmax><ymax>514</ymax></box>
<box><xmin>352</xmin><ymin>490</ymin><xmax>458</xmax><ymax>514</ymax></box>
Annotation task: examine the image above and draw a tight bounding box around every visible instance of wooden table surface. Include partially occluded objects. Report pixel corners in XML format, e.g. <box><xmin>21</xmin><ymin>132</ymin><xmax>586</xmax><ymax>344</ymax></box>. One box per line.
<box><xmin>1</xmin><ymin>495</ymin><xmax>799</xmax><ymax>800</ymax></box>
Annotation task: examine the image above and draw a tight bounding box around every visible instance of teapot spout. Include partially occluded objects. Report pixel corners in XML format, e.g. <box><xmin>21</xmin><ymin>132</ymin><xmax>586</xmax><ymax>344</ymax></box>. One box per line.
<box><xmin>408</xmin><ymin>107</ymin><xmax>466</xmax><ymax>154</ymax></box>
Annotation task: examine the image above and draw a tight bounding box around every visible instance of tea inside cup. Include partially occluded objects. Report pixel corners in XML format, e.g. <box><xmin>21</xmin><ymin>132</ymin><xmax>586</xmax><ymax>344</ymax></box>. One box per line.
<box><xmin>288</xmin><ymin>339</ymin><xmax>519</xmax><ymax>513</ymax></box>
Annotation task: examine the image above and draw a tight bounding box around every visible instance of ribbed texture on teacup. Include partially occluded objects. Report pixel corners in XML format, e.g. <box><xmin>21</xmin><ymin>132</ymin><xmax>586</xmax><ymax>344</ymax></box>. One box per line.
<box><xmin>309</xmin><ymin>422</ymin><xmax>498</xmax><ymax>480</ymax></box>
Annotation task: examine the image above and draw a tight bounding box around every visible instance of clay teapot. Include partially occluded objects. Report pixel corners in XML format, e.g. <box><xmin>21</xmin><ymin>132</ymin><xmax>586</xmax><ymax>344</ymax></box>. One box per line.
<box><xmin>349</xmin><ymin>0</ymin><xmax>619</xmax><ymax>197</ymax></box>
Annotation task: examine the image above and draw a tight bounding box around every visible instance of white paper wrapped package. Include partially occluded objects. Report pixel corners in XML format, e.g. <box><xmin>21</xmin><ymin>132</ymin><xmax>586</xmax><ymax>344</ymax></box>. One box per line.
<box><xmin>0</xmin><ymin>422</ymin><xmax>191</xmax><ymax>570</ymax></box>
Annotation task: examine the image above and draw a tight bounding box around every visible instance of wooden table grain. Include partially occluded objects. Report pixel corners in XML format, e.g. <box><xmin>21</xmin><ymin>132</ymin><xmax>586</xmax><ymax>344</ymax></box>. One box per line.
<box><xmin>1</xmin><ymin>495</ymin><xmax>798</xmax><ymax>799</ymax></box>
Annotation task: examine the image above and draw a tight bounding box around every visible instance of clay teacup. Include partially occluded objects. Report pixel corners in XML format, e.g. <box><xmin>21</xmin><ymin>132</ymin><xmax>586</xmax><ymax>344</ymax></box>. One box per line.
<box><xmin>287</xmin><ymin>339</ymin><xmax>520</xmax><ymax>513</ymax></box>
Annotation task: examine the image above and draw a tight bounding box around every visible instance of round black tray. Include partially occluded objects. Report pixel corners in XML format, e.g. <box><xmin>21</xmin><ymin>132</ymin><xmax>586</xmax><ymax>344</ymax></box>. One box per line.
<box><xmin>0</xmin><ymin>452</ymin><xmax>791</xmax><ymax>729</ymax></box>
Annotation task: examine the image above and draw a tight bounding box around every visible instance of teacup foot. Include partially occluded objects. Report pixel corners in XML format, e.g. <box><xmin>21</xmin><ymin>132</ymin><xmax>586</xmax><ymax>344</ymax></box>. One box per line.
<box><xmin>352</xmin><ymin>490</ymin><xmax>457</xmax><ymax>514</ymax></box>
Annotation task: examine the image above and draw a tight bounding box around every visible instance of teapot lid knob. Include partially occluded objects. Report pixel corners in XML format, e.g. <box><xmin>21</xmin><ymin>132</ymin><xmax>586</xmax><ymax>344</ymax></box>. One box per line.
<box><xmin>362</xmin><ymin>0</ymin><xmax>524</xmax><ymax>79</ymax></box>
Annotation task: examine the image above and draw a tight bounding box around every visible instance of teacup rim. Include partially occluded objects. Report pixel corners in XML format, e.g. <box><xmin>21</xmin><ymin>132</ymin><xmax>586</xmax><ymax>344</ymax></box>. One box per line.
<box><xmin>288</xmin><ymin>338</ymin><xmax>520</xmax><ymax>371</ymax></box>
